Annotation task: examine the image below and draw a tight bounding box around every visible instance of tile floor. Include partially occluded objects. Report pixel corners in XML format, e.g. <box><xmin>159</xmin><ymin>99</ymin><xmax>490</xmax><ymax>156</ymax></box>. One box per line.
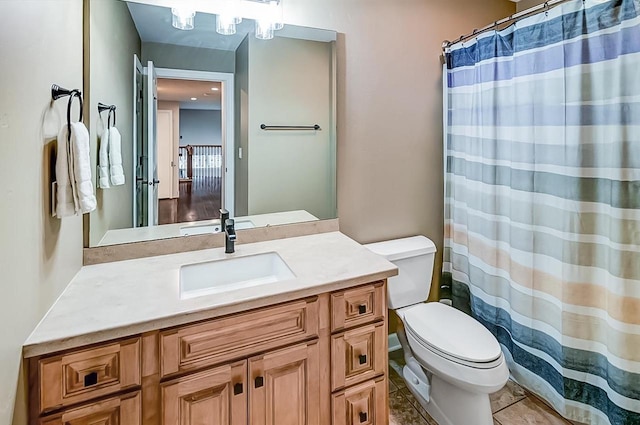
<box><xmin>388</xmin><ymin>350</ymin><xmax>574</xmax><ymax>425</ymax></box>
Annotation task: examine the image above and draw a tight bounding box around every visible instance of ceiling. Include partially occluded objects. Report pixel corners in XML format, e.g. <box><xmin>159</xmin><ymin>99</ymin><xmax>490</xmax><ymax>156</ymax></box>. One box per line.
<box><xmin>157</xmin><ymin>79</ymin><xmax>222</xmax><ymax>110</ymax></box>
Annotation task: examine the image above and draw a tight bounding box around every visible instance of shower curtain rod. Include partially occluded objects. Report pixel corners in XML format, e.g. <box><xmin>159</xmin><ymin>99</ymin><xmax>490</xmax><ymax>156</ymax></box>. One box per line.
<box><xmin>442</xmin><ymin>0</ymin><xmax>575</xmax><ymax>50</ymax></box>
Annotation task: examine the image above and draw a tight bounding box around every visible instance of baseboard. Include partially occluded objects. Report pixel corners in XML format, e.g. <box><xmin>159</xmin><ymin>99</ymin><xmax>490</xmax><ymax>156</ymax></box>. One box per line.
<box><xmin>388</xmin><ymin>332</ymin><xmax>401</xmax><ymax>352</ymax></box>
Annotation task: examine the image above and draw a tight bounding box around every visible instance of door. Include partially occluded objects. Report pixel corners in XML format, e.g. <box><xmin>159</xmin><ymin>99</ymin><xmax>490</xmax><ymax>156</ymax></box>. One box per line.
<box><xmin>142</xmin><ymin>60</ymin><xmax>159</xmax><ymax>226</ymax></box>
<box><xmin>157</xmin><ymin>109</ymin><xmax>174</xmax><ymax>199</ymax></box>
<box><xmin>161</xmin><ymin>360</ymin><xmax>247</xmax><ymax>425</ymax></box>
<box><xmin>40</xmin><ymin>392</ymin><xmax>140</xmax><ymax>425</ymax></box>
<box><xmin>249</xmin><ymin>341</ymin><xmax>320</xmax><ymax>425</ymax></box>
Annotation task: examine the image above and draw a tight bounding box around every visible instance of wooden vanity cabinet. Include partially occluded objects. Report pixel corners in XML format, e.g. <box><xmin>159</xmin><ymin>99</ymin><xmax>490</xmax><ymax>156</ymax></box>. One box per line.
<box><xmin>29</xmin><ymin>281</ymin><xmax>388</xmax><ymax>425</ymax></box>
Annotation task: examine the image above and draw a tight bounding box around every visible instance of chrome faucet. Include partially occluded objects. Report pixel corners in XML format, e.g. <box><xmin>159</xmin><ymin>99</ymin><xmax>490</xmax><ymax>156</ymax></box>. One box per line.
<box><xmin>225</xmin><ymin>218</ymin><xmax>236</xmax><ymax>253</ymax></box>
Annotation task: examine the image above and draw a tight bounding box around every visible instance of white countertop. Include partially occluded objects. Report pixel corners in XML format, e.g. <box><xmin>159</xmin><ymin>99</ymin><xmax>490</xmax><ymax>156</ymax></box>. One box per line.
<box><xmin>24</xmin><ymin>232</ymin><xmax>397</xmax><ymax>358</ymax></box>
<box><xmin>97</xmin><ymin>210</ymin><xmax>319</xmax><ymax>246</ymax></box>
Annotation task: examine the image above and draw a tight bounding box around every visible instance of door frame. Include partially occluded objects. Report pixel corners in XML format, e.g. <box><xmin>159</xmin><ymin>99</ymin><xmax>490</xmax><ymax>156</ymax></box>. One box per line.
<box><xmin>155</xmin><ymin>68</ymin><xmax>235</xmax><ymax>217</ymax></box>
<box><xmin>133</xmin><ymin>54</ymin><xmax>143</xmax><ymax>227</ymax></box>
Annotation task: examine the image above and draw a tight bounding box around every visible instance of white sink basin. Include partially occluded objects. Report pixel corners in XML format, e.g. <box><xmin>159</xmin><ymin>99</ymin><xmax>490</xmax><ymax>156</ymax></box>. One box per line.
<box><xmin>179</xmin><ymin>252</ymin><xmax>295</xmax><ymax>299</ymax></box>
<box><xmin>180</xmin><ymin>220</ymin><xmax>255</xmax><ymax>236</ymax></box>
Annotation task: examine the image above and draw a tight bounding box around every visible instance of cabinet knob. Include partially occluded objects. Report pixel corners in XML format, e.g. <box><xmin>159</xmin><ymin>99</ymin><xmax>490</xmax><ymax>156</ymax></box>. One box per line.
<box><xmin>359</xmin><ymin>411</ymin><xmax>368</xmax><ymax>423</ymax></box>
<box><xmin>358</xmin><ymin>304</ymin><xmax>366</xmax><ymax>314</ymax></box>
<box><xmin>83</xmin><ymin>371</ymin><xmax>98</xmax><ymax>387</ymax></box>
<box><xmin>255</xmin><ymin>376</ymin><xmax>264</xmax><ymax>388</ymax></box>
<box><xmin>359</xmin><ymin>354</ymin><xmax>367</xmax><ymax>365</ymax></box>
<box><xmin>233</xmin><ymin>383</ymin><xmax>243</xmax><ymax>395</ymax></box>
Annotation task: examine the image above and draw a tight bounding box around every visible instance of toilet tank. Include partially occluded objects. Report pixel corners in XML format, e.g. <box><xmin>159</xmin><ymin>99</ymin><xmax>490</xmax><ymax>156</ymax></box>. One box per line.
<box><xmin>364</xmin><ymin>236</ymin><xmax>437</xmax><ymax>309</ymax></box>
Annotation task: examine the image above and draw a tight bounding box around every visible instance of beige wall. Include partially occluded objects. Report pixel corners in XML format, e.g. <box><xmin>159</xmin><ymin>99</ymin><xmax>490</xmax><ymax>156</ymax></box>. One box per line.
<box><xmin>283</xmin><ymin>0</ymin><xmax>515</xmax><ymax>298</ymax></box>
<box><xmin>0</xmin><ymin>1</ymin><xmax>84</xmax><ymax>424</ymax></box>
<box><xmin>517</xmin><ymin>0</ymin><xmax>545</xmax><ymax>11</ymax></box>
<box><xmin>87</xmin><ymin>0</ymin><xmax>141</xmax><ymax>246</ymax></box>
<box><xmin>235</xmin><ymin>36</ymin><xmax>250</xmax><ymax>216</ymax></box>
<box><xmin>247</xmin><ymin>37</ymin><xmax>335</xmax><ymax>220</ymax></box>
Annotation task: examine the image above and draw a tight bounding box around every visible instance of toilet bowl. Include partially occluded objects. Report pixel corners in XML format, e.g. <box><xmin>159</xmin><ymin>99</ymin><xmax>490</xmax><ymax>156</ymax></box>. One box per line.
<box><xmin>365</xmin><ymin>236</ymin><xmax>509</xmax><ymax>425</ymax></box>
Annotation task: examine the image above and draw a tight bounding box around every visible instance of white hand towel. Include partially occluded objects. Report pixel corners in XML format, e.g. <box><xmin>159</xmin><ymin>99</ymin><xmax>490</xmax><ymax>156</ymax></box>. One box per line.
<box><xmin>108</xmin><ymin>127</ymin><xmax>125</xmax><ymax>186</ymax></box>
<box><xmin>70</xmin><ymin>122</ymin><xmax>97</xmax><ymax>213</ymax></box>
<box><xmin>98</xmin><ymin>127</ymin><xmax>110</xmax><ymax>189</ymax></box>
<box><xmin>55</xmin><ymin>125</ymin><xmax>77</xmax><ymax>218</ymax></box>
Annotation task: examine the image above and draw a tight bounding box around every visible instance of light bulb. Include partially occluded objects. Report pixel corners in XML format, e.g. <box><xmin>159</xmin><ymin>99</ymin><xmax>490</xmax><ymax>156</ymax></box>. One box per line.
<box><xmin>171</xmin><ymin>8</ymin><xmax>195</xmax><ymax>30</ymax></box>
<box><xmin>216</xmin><ymin>14</ymin><xmax>237</xmax><ymax>35</ymax></box>
<box><xmin>255</xmin><ymin>19</ymin><xmax>274</xmax><ymax>40</ymax></box>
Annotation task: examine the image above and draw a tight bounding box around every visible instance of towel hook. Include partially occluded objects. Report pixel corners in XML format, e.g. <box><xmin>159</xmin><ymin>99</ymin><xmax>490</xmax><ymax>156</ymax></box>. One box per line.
<box><xmin>98</xmin><ymin>102</ymin><xmax>116</xmax><ymax>129</ymax></box>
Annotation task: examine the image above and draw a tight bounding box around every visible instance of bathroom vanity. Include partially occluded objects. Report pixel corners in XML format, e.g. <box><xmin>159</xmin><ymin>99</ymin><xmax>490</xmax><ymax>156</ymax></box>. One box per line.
<box><xmin>24</xmin><ymin>232</ymin><xmax>397</xmax><ymax>425</ymax></box>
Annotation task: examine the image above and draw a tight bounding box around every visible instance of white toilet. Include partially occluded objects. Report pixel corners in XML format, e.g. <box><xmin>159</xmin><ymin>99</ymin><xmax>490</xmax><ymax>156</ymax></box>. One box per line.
<box><xmin>365</xmin><ymin>236</ymin><xmax>509</xmax><ymax>425</ymax></box>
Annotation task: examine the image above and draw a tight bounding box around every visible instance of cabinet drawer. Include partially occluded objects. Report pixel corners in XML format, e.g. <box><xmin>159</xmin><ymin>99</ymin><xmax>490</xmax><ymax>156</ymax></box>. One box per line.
<box><xmin>331</xmin><ymin>322</ymin><xmax>386</xmax><ymax>391</ymax></box>
<box><xmin>160</xmin><ymin>298</ymin><xmax>319</xmax><ymax>377</ymax></box>
<box><xmin>332</xmin><ymin>377</ymin><xmax>387</xmax><ymax>425</ymax></box>
<box><xmin>36</xmin><ymin>338</ymin><xmax>141</xmax><ymax>414</ymax></box>
<box><xmin>39</xmin><ymin>390</ymin><xmax>141</xmax><ymax>425</ymax></box>
<box><xmin>331</xmin><ymin>282</ymin><xmax>385</xmax><ymax>332</ymax></box>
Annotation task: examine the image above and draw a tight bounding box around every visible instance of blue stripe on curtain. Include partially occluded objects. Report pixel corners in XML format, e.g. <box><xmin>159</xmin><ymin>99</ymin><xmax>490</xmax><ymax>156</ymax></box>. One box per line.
<box><xmin>446</xmin><ymin>0</ymin><xmax>640</xmax><ymax>70</ymax></box>
<box><xmin>471</xmin><ymin>294</ymin><xmax>640</xmax><ymax>424</ymax></box>
<box><xmin>449</xmin><ymin>24</ymin><xmax>640</xmax><ymax>87</ymax></box>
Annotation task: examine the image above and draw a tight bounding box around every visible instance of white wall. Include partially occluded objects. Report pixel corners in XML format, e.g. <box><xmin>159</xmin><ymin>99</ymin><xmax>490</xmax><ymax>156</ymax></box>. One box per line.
<box><xmin>0</xmin><ymin>1</ymin><xmax>84</xmax><ymax>424</ymax></box>
<box><xmin>87</xmin><ymin>0</ymin><xmax>141</xmax><ymax>246</ymax></box>
<box><xmin>247</xmin><ymin>37</ymin><xmax>334</xmax><ymax>220</ymax></box>
<box><xmin>179</xmin><ymin>109</ymin><xmax>222</xmax><ymax>146</ymax></box>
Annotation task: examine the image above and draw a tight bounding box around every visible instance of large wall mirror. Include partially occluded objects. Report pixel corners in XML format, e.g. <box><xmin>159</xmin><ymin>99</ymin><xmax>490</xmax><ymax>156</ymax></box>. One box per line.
<box><xmin>85</xmin><ymin>0</ymin><xmax>337</xmax><ymax>247</ymax></box>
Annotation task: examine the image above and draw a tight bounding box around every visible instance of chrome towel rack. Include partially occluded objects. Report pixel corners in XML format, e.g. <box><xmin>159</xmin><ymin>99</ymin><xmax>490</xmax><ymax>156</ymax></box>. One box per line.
<box><xmin>260</xmin><ymin>124</ymin><xmax>321</xmax><ymax>131</ymax></box>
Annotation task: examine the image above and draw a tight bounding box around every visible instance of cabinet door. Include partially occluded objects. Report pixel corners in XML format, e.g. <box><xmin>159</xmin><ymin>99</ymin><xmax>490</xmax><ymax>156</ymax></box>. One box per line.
<box><xmin>249</xmin><ymin>340</ymin><xmax>320</xmax><ymax>425</ymax></box>
<box><xmin>39</xmin><ymin>391</ymin><xmax>140</xmax><ymax>425</ymax></box>
<box><xmin>161</xmin><ymin>360</ymin><xmax>247</xmax><ymax>425</ymax></box>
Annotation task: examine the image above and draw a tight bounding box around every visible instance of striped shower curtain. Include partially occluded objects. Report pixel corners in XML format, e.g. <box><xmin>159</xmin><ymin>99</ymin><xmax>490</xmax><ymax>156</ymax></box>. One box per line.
<box><xmin>442</xmin><ymin>0</ymin><xmax>640</xmax><ymax>423</ymax></box>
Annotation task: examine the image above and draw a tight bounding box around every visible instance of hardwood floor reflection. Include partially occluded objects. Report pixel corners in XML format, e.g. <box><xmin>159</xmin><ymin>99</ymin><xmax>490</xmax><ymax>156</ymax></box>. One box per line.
<box><xmin>158</xmin><ymin>177</ymin><xmax>222</xmax><ymax>225</ymax></box>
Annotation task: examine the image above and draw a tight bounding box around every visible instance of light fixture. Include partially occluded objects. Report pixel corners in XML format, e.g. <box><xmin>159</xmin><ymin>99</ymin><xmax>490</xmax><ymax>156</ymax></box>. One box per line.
<box><xmin>216</xmin><ymin>0</ymin><xmax>242</xmax><ymax>35</ymax></box>
<box><xmin>270</xmin><ymin>0</ymin><xmax>284</xmax><ymax>30</ymax></box>
<box><xmin>211</xmin><ymin>87</ymin><xmax>219</xmax><ymax>91</ymax></box>
<box><xmin>191</xmin><ymin>97</ymin><xmax>197</xmax><ymax>101</ymax></box>
<box><xmin>171</xmin><ymin>7</ymin><xmax>196</xmax><ymax>30</ymax></box>
<box><xmin>255</xmin><ymin>0</ymin><xmax>284</xmax><ymax>40</ymax></box>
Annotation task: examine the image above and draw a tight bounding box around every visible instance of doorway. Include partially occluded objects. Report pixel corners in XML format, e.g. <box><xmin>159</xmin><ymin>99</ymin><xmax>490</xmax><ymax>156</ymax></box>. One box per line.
<box><xmin>133</xmin><ymin>64</ymin><xmax>235</xmax><ymax>227</ymax></box>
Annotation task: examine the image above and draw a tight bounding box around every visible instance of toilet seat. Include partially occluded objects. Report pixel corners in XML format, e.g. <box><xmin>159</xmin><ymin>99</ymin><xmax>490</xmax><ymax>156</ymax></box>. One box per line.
<box><xmin>402</xmin><ymin>303</ymin><xmax>502</xmax><ymax>369</ymax></box>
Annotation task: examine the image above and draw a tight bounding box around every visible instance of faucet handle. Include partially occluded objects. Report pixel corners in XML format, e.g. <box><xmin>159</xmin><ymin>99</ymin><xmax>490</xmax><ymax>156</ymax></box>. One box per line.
<box><xmin>220</xmin><ymin>209</ymin><xmax>229</xmax><ymax>232</ymax></box>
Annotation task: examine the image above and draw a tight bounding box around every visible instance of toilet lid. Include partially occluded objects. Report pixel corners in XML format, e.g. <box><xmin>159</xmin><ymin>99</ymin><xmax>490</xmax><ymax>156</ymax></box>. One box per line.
<box><xmin>404</xmin><ymin>303</ymin><xmax>502</xmax><ymax>364</ymax></box>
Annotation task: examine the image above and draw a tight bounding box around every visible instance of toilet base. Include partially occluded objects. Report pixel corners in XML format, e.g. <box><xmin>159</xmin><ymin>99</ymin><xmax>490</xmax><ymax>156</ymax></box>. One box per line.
<box><xmin>404</xmin><ymin>370</ymin><xmax>494</xmax><ymax>425</ymax></box>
